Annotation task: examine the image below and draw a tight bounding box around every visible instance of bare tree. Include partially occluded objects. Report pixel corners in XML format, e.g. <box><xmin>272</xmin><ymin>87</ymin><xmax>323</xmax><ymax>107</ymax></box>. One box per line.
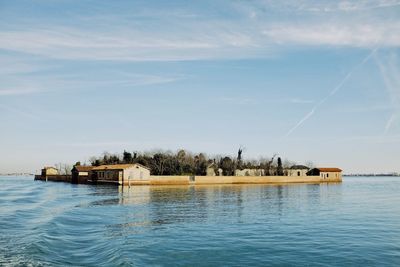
<box><xmin>305</xmin><ymin>161</ymin><xmax>315</xmax><ymax>169</ymax></box>
<box><xmin>263</xmin><ymin>154</ymin><xmax>277</xmax><ymax>175</ymax></box>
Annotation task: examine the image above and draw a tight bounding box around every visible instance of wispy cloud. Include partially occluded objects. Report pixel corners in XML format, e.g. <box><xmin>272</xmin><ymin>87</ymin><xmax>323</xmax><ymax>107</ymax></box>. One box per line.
<box><xmin>262</xmin><ymin>23</ymin><xmax>398</xmax><ymax>47</ymax></box>
<box><xmin>289</xmin><ymin>98</ymin><xmax>314</xmax><ymax>104</ymax></box>
<box><xmin>0</xmin><ymin>1</ymin><xmax>399</xmax><ymax>61</ymax></box>
<box><xmin>0</xmin><ymin>68</ymin><xmax>184</xmax><ymax>96</ymax></box>
<box><xmin>0</xmin><ymin>104</ymin><xmax>45</xmax><ymax>121</ymax></box>
<box><xmin>256</xmin><ymin>0</ymin><xmax>400</xmax><ymax>12</ymax></box>
<box><xmin>0</xmin><ymin>86</ymin><xmax>44</xmax><ymax>96</ymax></box>
<box><xmin>0</xmin><ymin>26</ymin><xmax>258</xmax><ymax>61</ymax></box>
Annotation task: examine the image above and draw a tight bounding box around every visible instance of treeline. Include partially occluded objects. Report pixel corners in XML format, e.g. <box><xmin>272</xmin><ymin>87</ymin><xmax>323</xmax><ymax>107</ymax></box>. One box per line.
<box><xmin>88</xmin><ymin>149</ymin><xmax>307</xmax><ymax>176</ymax></box>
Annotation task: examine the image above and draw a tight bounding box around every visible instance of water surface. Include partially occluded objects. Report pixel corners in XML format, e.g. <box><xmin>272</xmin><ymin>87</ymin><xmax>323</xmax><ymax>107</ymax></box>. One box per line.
<box><xmin>1</xmin><ymin>176</ymin><xmax>400</xmax><ymax>266</ymax></box>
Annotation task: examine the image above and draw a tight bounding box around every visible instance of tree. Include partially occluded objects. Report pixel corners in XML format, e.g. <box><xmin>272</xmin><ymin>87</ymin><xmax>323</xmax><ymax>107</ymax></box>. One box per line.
<box><xmin>277</xmin><ymin>157</ymin><xmax>284</xmax><ymax>176</ymax></box>
<box><xmin>305</xmin><ymin>160</ymin><xmax>315</xmax><ymax>169</ymax></box>
<box><xmin>123</xmin><ymin>150</ymin><xmax>133</xmax><ymax>163</ymax></box>
<box><xmin>195</xmin><ymin>153</ymin><xmax>207</xmax><ymax>175</ymax></box>
<box><xmin>237</xmin><ymin>147</ymin><xmax>243</xmax><ymax>170</ymax></box>
<box><xmin>262</xmin><ymin>154</ymin><xmax>276</xmax><ymax>176</ymax></box>
<box><xmin>153</xmin><ymin>153</ymin><xmax>167</xmax><ymax>175</ymax></box>
<box><xmin>220</xmin><ymin>156</ymin><xmax>235</xmax><ymax>176</ymax></box>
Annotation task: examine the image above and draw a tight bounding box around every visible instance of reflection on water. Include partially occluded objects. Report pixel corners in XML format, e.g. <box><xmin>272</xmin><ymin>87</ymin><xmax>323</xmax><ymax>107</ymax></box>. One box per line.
<box><xmin>1</xmin><ymin>176</ymin><xmax>400</xmax><ymax>266</ymax></box>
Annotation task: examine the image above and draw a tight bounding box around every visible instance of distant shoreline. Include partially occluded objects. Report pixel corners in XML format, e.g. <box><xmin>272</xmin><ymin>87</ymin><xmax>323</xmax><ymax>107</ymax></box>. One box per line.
<box><xmin>0</xmin><ymin>173</ymin><xmax>34</xmax><ymax>176</ymax></box>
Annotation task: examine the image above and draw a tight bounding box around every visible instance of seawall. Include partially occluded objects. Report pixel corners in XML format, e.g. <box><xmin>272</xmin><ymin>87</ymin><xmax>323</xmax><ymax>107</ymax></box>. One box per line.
<box><xmin>125</xmin><ymin>175</ymin><xmax>341</xmax><ymax>186</ymax></box>
<box><xmin>35</xmin><ymin>175</ymin><xmax>73</xmax><ymax>183</ymax></box>
<box><xmin>35</xmin><ymin>174</ymin><xmax>341</xmax><ymax>185</ymax></box>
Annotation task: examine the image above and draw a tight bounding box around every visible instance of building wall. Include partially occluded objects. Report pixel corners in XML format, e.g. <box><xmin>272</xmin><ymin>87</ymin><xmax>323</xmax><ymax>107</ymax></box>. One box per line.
<box><xmin>235</xmin><ymin>169</ymin><xmax>265</xmax><ymax>176</ymax></box>
<box><xmin>206</xmin><ymin>167</ymin><xmax>216</xmax><ymax>176</ymax></box>
<box><xmin>35</xmin><ymin>173</ymin><xmax>342</xmax><ymax>185</ymax></box>
<box><xmin>43</xmin><ymin>168</ymin><xmax>58</xmax><ymax>176</ymax></box>
<box><xmin>141</xmin><ymin>174</ymin><xmax>342</xmax><ymax>185</ymax></box>
<box><xmin>93</xmin><ymin>170</ymin><xmax>120</xmax><ymax>182</ymax></box>
<box><xmin>320</xmin><ymin>171</ymin><xmax>342</xmax><ymax>181</ymax></box>
<box><xmin>287</xmin><ymin>169</ymin><xmax>309</xmax><ymax>177</ymax></box>
<box><xmin>123</xmin><ymin>166</ymin><xmax>150</xmax><ymax>181</ymax></box>
<box><xmin>35</xmin><ymin>175</ymin><xmax>72</xmax><ymax>183</ymax></box>
<box><xmin>150</xmin><ymin>176</ymin><xmax>190</xmax><ymax>185</ymax></box>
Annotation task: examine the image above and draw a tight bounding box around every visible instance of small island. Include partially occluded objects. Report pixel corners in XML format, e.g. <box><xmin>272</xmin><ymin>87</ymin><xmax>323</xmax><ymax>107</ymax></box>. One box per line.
<box><xmin>35</xmin><ymin>149</ymin><xmax>342</xmax><ymax>185</ymax></box>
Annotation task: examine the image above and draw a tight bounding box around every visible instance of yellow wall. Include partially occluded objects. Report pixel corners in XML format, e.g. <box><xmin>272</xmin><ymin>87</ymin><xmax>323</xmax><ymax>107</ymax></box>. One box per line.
<box><xmin>44</xmin><ymin>168</ymin><xmax>59</xmax><ymax>175</ymax></box>
<box><xmin>149</xmin><ymin>176</ymin><xmax>190</xmax><ymax>185</ymax></box>
<box><xmin>35</xmin><ymin>173</ymin><xmax>342</xmax><ymax>185</ymax></box>
<box><xmin>320</xmin><ymin>171</ymin><xmax>342</xmax><ymax>181</ymax></box>
<box><xmin>143</xmin><ymin>174</ymin><xmax>342</xmax><ymax>186</ymax></box>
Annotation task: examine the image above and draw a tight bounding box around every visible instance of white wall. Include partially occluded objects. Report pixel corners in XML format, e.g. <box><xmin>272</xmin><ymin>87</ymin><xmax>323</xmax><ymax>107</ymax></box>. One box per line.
<box><xmin>124</xmin><ymin>166</ymin><xmax>150</xmax><ymax>181</ymax></box>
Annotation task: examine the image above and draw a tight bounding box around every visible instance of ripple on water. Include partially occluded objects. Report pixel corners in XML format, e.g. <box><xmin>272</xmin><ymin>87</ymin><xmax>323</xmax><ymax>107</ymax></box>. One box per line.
<box><xmin>1</xmin><ymin>176</ymin><xmax>400</xmax><ymax>266</ymax></box>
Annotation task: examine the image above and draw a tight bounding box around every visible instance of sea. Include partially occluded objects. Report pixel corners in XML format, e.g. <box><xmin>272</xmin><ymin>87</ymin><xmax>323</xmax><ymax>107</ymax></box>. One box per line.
<box><xmin>1</xmin><ymin>175</ymin><xmax>400</xmax><ymax>266</ymax></box>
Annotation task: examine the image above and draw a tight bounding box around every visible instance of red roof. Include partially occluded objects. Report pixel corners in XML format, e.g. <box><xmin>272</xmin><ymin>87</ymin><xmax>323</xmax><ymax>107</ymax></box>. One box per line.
<box><xmin>316</xmin><ymin>168</ymin><xmax>342</xmax><ymax>172</ymax></box>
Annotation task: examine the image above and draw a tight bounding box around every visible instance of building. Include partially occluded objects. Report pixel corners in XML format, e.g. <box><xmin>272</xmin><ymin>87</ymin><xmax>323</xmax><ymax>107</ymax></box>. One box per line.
<box><xmin>307</xmin><ymin>167</ymin><xmax>342</xmax><ymax>180</ymax></box>
<box><xmin>287</xmin><ymin>165</ymin><xmax>310</xmax><ymax>176</ymax></box>
<box><xmin>90</xmin><ymin>163</ymin><xmax>151</xmax><ymax>185</ymax></box>
<box><xmin>206</xmin><ymin>164</ymin><xmax>216</xmax><ymax>176</ymax></box>
<box><xmin>235</xmin><ymin>168</ymin><xmax>265</xmax><ymax>176</ymax></box>
<box><xmin>41</xmin><ymin>167</ymin><xmax>58</xmax><ymax>177</ymax></box>
<box><xmin>71</xmin><ymin>165</ymin><xmax>94</xmax><ymax>184</ymax></box>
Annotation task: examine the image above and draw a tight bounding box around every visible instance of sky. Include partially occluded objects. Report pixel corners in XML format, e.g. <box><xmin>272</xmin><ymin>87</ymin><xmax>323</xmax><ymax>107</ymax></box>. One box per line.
<box><xmin>0</xmin><ymin>0</ymin><xmax>399</xmax><ymax>174</ymax></box>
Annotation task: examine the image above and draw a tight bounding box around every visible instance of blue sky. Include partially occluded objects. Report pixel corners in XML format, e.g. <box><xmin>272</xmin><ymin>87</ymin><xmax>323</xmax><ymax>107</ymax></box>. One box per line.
<box><xmin>0</xmin><ymin>0</ymin><xmax>399</xmax><ymax>174</ymax></box>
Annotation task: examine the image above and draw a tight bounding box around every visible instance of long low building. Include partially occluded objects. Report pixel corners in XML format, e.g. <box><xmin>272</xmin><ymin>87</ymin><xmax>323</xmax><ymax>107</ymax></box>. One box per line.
<box><xmin>89</xmin><ymin>163</ymin><xmax>151</xmax><ymax>185</ymax></box>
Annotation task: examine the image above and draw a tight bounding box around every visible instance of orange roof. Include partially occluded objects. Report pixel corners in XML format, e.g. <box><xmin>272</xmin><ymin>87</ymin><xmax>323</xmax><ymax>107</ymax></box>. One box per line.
<box><xmin>92</xmin><ymin>163</ymin><xmax>150</xmax><ymax>171</ymax></box>
<box><xmin>316</xmin><ymin>167</ymin><xmax>342</xmax><ymax>172</ymax></box>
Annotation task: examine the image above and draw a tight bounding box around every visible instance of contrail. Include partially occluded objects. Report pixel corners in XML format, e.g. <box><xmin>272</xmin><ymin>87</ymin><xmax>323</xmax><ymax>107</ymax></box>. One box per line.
<box><xmin>373</xmin><ymin>53</ymin><xmax>400</xmax><ymax>134</ymax></box>
<box><xmin>284</xmin><ymin>47</ymin><xmax>378</xmax><ymax>138</ymax></box>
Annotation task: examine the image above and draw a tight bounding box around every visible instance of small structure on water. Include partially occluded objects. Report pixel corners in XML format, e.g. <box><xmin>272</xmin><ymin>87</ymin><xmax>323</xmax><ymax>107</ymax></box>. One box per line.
<box><xmin>41</xmin><ymin>167</ymin><xmax>58</xmax><ymax>176</ymax></box>
<box><xmin>90</xmin><ymin>163</ymin><xmax>151</xmax><ymax>185</ymax></box>
<box><xmin>307</xmin><ymin>167</ymin><xmax>342</xmax><ymax>180</ymax></box>
<box><xmin>71</xmin><ymin>165</ymin><xmax>94</xmax><ymax>184</ymax></box>
<box><xmin>288</xmin><ymin>165</ymin><xmax>310</xmax><ymax>176</ymax></box>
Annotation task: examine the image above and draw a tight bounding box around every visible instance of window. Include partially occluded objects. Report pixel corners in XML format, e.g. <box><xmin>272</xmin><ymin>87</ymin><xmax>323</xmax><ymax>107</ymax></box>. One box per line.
<box><xmin>327</xmin><ymin>173</ymin><xmax>329</xmax><ymax>178</ymax></box>
<box><xmin>298</xmin><ymin>171</ymin><xmax>301</xmax><ymax>176</ymax></box>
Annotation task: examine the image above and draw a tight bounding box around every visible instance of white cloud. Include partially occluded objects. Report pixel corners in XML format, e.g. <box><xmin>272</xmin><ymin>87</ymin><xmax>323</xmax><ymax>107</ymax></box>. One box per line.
<box><xmin>1</xmin><ymin>0</ymin><xmax>399</xmax><ymax>62</ymax></box>
<box><xmin>0</xmin><ymin>64</ymin><xmax>184</xmax><ymax>96</ymax></box>
<box><xmin>0</xmin><ymin>86</ymin><xmax>45</xmax><ymax>96</ymax></box>
<box><xmin>0</xmin><ymin>26</ymin><xmax>259</xmax><ymax>61</ymax></box>
<box><xmin>262</xmin><ymin>23</ymin><xmax>399</xmax><ymax>47</ymax></box>
<box><xmin>253</xmin><ymin>0</ymin><xmax>400</xmax><ymax>12</ymax></box>
<box><xmin>289</xmin><ymin>98</ymin><xmax>314</xmax><ymax>104</ymax></box>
